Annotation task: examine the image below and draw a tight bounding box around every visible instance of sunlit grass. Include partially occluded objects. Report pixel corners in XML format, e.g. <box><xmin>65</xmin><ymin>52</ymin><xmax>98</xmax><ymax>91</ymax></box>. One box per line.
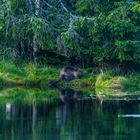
<box><xmin>0</xmin><ymin>61</ymin><xmax>60</xmax><ymax>86</ymax></box>
<box><xmin>95</xmin><ymin>71</ymin><xmax>140</xmax><ymax>89</ymax></box>
<box><xmin>0</xmin><ymin>61</ymin><xmax>140</xmax><ymax>91</ymax></box>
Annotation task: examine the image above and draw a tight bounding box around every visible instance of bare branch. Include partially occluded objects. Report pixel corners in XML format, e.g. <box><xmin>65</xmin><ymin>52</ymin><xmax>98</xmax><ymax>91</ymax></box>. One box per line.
<box><xmin>59</xmin><ymin>0</ymin><xmax>94</xmax><ymax>21</ymax></box>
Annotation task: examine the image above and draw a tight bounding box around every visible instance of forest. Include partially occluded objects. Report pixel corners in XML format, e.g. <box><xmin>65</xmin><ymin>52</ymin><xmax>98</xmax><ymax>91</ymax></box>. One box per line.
<box><xmin>0</xmin><ymin>0</ymin><xmax>140</xmax><ymax>87</ymax></box>
<box><xmin>0</xmin><ymin>1</ymin><xmax>140</xmax><ymax>139</ymax></box>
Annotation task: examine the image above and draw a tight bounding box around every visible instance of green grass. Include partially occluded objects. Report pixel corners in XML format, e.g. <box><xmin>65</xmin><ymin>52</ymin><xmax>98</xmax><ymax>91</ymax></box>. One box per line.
<box><xmin>0</xmin><ymin>61</ymin><xmax>96</xmax><ymax>88</ymax></box>
<box><xmin>0</xmin><ymin>61</ymin><xmax>140</xmax><ymax>103</ymax></box>
<box><xmin>0</xmin><ymin>61</ymin><xmax>140</xmax><ymax>90</ymax></box>
<box><xmin>0</xmin><ymin>61</ymin><xmax>60</xmax><ymax>86</ymax></box>
<box><xmin>95</xmin><ymin>72</ymin><xmax>127</xmax><ymax>88</ymax></box>
<box><xmin>95</xmin><ymin>71</ymin><xmax>140</xmax><ymax>90</ymax></box>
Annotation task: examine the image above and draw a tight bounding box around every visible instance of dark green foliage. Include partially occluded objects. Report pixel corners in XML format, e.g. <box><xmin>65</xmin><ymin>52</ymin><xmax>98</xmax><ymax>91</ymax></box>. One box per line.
<box><xmin>0</xmin><ymin>0</ymin><xmax>140</xmax><ymax>70</ymax></box>
<box><xmin>61</xmin><ymin>1</ymin><xmax>140</xmax><ymax>68</ymax></box>
<box><xmin>36</xmin><ymin>50</ymin><xmax>69</xmax><ymax>66</ymax></box>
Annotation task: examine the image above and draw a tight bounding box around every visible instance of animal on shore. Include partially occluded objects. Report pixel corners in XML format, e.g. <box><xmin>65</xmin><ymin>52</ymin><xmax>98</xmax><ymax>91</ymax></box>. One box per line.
<box><xmin>48</xmin><ymin>66</ymin><xmax>82</xmax><ymax>87</ymax></box>
<box><xmin>59</xmin><ymin>67</ymin><xmax>82</xmax><ymax>81</ymax></box>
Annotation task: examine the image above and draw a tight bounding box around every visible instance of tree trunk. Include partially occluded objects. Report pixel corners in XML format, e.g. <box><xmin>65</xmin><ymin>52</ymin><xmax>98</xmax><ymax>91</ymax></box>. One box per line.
<box><xmin>33</xmin><ymin>0</ymin><xmax>40</xmax><ymax>63</ymax></box>
<box><xmin>35</xmin><ymin>0</ymin><xmax>40</xmax><ymax>16</ymax></box>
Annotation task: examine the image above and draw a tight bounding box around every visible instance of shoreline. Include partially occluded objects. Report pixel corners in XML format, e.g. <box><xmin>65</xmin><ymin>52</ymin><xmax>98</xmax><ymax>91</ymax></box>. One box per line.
<box><xmin>0</xmin><ymin>61</ymin><xmax>139</xmax><ymax>90</ymax></box>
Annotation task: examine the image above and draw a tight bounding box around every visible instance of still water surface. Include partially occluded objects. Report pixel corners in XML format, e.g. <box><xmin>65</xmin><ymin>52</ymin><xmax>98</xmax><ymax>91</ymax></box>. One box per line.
<box><xmin>0</xmin><ymin>88</ymin><xmax>140</xmax><ymax>140</ymax></box>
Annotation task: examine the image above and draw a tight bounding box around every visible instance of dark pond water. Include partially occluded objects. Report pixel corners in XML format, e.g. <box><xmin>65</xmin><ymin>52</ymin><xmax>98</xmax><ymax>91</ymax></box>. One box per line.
<box><xmin>0</xmin><ymin>88</ymin><xmax>140</xmax><ymax>140</ymax></box>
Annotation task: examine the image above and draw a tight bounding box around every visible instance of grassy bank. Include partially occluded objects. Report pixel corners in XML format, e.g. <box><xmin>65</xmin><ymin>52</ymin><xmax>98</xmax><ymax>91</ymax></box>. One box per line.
<box><xmin>95</xmin><ymin>72</ymin><xmax>140</xmax><ymax>89</ymax></box>
<box><xmin>0</xmin><ymin>61</ymin><xmax>60</xmax><ymax>86</ymax></box>
<box><xmin>0</xmin><ymin>61</ymin><xmax>96</xmax><ymax>88</ymax></box>
<box><xmin>0</xmin><ymin>61</ymin><xmax>140</xmax><ymax>90</ymax></box>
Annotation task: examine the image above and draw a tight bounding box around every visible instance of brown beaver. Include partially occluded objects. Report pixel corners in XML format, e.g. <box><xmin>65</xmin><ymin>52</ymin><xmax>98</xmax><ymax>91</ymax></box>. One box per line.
<box><xmin>48</xmin><ymin>67</ymin><xmax>82</xmax><ymax>87</ymax></box>
<box><xmin>59</xmin><ymin>67</ymin><xmax>82</xmax><ymax>81</ymax></box>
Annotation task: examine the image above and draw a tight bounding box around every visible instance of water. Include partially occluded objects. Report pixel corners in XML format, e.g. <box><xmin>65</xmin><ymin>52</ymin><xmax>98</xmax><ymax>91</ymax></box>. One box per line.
<box><xmin>0</xmin><ymin>87</ymin><xmax>140</xmax><ymax>140</ymax></box>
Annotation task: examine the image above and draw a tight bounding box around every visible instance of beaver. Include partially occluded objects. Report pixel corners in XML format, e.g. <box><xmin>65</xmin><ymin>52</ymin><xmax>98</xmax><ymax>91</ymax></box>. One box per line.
<box><xmin>59</xmin><ymin>67</ymin><xmax>82</xmax><ymax>81</ymax></box>
<box><xmin>48</xmin><ymin>67</ymin><xmax>82</xmax><ymax>87</ymax></box>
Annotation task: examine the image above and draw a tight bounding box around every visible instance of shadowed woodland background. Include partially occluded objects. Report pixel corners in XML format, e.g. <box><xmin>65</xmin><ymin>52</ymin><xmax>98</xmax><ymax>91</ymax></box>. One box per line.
<box><xmin>0</xmin><ymin>0</ymin><xmax>140</xmax><ymax>71</ymax></box>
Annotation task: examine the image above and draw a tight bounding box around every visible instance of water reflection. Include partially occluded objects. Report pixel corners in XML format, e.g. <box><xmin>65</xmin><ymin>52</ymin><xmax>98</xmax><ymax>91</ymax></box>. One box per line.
<box><xmin>0</xmin><ymin>86</ymin><xmax>140</xmax><ymax>140</ymax></box>
<box><xmin>48</xmin><ymin>83</ymin><xmax>84</xmax><ymax>103</ymax></box>
<box><xmin>119</xmin><ymin>114</ymin><xmax>140</xmax><ymax>118</ymax></box>
<box><xmin>59</xmin><ymin>88</ymin><xmax>83</xmax><ymax>103</ymax></box>
<box><xmin>0</xmin><ymin>99</ymin><xmax>140</xmax><ymax>140</ymax></box>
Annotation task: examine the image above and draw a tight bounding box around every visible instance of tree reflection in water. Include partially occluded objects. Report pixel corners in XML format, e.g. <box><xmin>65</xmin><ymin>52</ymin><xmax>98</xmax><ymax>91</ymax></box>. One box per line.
<box><xmin>0</xmin><ymin>97</ymin><xmax>140</xmax><ymax>140</ymax></box>
<box><xmin>48</xmin><ymin>83</ymin><xmax>84</xmax><ymax>103</ymax></box>
<box><xmin>0</xmin><ymin>85</ymin><xmax>140</xmax><ymax>140</ymax></box>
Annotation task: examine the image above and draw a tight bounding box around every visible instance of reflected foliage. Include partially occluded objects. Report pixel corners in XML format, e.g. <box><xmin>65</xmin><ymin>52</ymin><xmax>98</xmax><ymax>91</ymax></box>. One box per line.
<box><xmin>0</xmin><ymin>86</ymin><xmax>140</xmax><ymax>139</ymax></box>
<box><xmin>0</xmin><ymin>99</ymin><xmax>140</xmax><ymax>140</ymax></box>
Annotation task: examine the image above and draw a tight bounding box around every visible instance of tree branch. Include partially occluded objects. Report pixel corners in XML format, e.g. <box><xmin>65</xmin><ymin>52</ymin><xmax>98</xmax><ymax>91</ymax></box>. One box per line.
<box><xmin>59</xmin><ymin>0</ymin><xmax>94</xmax><ymax>21</ymax></box>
